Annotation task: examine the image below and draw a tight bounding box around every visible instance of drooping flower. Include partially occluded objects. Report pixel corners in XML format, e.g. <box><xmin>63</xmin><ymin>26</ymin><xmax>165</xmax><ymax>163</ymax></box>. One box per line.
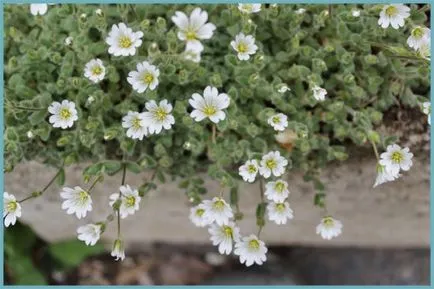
<box><xmin>189</xmin><ymin>203</ymin><xmax>213</xmax><ymax>227</ymax></box>
<box><xmin>202</xmin><ymin>197</ymin><xmax>233</xmax><ymax>226</ymax></box>
<box><xmin>267</xmin><ymin>201</ymin><xmax>294</xmax><ymax>225</ymax></box>
<box><xmin>171</xmin><ymin>8</ymin><xmax>216</xmax><ymax>51</ymax></box>
<box><xmin>106</xmin><ymin>23</ymin><xmax>144</xmax><ymax>56</ymax></box>
<box><xmin>183</xmin><ymin>42</ymin><xmax>204</xmax><ymax>63</ymax></box>
<box><xmin>238</xmin><ymin>4</ymin><xmax>261</xmax><ymax>14</ymax></box>
<box><xmin>208</xmin><ymin>221</ymin><xmax>241</xmax><ymax>255</ymax></box>
<box><xmin>3</xmin><ymin>192</ymin><xmax>22</xmax><ymax>227</ymax></box>
<box><xmin>64</xmin><ymin>36</ymin><xmax>73</xmax><ymax>46</ymax></box>
<box><xmin>238</xmin><ymin>159</ymin><xmax>259</xmax><ymax>183</ymax></box>
<box><xmin>267</xmin><ymin>113</ymin><xmax>288</xmax><ymax>131</ymax></box>
<box><xmin>127</xmin><ymin>61</ymin><xmax>160</xmax><ymax>93</ymax></box>
<box><xmin>230</xmin><ymin>33</ymin><xmax>258</xmax><ymax>61</ymax></box>
<box><xmin>277</xmin><ymin>84</ymin><xmax>290</xmax><ymax>93</ymax></box>
<box><xmin>379</xmin><ymin>144</ymin><xmax>414</xmax><ymax>175</ymax></box>
<box><xmin>422</xmin><ymin>102</ymin><xmax>431</xmax><ymax>125</ymax></box>
<box><xmin>77</xmin><ymin>223</ymin><xmax>102</xmax><ymax>246</ymax></box>
<box><xmin>30</xmin><ymin>4</ymin><xmax>48</xmax><ymax>16</ymax></box>
<box><xmin>121</xmin><ymin>111</ymin><xmax>148</xmax><ymax>140</ymax></box>
<box><xmin>84</xmin><ymin>59</ymin><xmax>106</xmax><ymax>83</ymax></box>
<box><xmin>312</xmin><ymin>86</ymin><xmax>327</xmax><ymax>102</ymax></box>
<box><xmin>95</xmin><ymin>8</ymin><xmax>103</xmax><ymax>16</ymax></box>
<box><xmin>234</xmin><ymin>234</ymin><xmax>268</xmax><ymax>267</ymax></box>
<box><xmin>378</xmin><ymin>4</ymin><xmax>410</xmax><ymax>29</ymax></box>
<box><xmin>264</xmin><ymin>179</ymin><xmax>290</xmax><ymax>203</ymax></box>
<box><xmin>316</xmin><ymin>216</ymin><xmax>343</xmax><ymax>240</ymax></box>
<box><xmin>109</xmin><ymin>185</ymin><xmax>141</xmax><ymax>219</ymax></box>
<box><xmin>60</xmin><ymin>186</ymin><xmax>92</xmax><ymax>219</ymax></box>
<box><xmin>48</xmin><ymin>100</ymin><xmax>78</xmax><ymax>129</ymax></box>
<box><xmin>27</xmin><ymin>131</ymin><xmax>34</xmax><ymax>139</ymax></box>
<box><xmin>351</xmin><ymin>10</ymin><xmax>361</xmax><ymax>17</ymax></box>
<box><xmin>373</xmin><ymin>163</ymin><xmax>400</xmax><ymax>188</ymax></box>
<box><xmin>189</xmin><ymin>86</ymin><xmax>230</xmax><ymax>124</ymax></box>
<box><xmin>258</xmin><ymin>151</ymin><xmax>288</xmax><ymax>178</ymax></box>
<box><xmin>407</xmin><ymin>26</ymin><xmax>430</xmax><ymax>51</ymax></box>
<box><xmin>111</xmin><ymin>239</ymin><xmax>125</xmax><ymax>261</ymax></box>
<box><xmin>142</xmin><ymin>100</ymin><xmax>175</xmax><ymax>134</ymax></box>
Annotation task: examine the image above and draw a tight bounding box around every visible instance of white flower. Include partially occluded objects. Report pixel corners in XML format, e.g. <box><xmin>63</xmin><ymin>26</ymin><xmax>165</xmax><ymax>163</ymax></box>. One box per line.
<box><xmin>267</xmin><ymin>113</ymin><xmax>288</xmax><ymax>131</ymax></box>
<box><xmin>202</xmin><ymin>197</ymin><xmax>233</xmax><ymax>226</ymax></box>
<box><xmin>238</xmin><ymin>159</ymin><xmax>259</xmax><ymax>183</ymax></box>
<box><xmin>295</xmin><ymin>8</ymin><xmax>306</xmax><ymax>14</ymax></box>
<box><xmin>86</xmin><ymin>96</ymin><xmax>95</xmax><ymax>106</ymax></box>
<box><xmin>238</xmin><ymin>4</ymin><xmax>261</xmax><ymax>14</ymax></box>
<box><xmin>111</xmin><ymin>239</ymin><xmax>125</xmax><ymax>261</ymax></box>
<box><xmin>267</xmin><ymin>201</ymin><xmax>293</xmax><ymax>225</ymax></box>
<box><xmin>407</xmin><ymin>26</ymin><xmax>430</xmax><ymax>51</ymax></box>
<box><xmin>277</xmin><ymin>84</ymin><xmax>290</xmax><ymax>93</ymax></box>
<box><xmin>264</xmin><ymin>179</ymin><xmax>290</xmax><ymax>203</ymax></box>
<box><xmin>109</xmin><ymin>185</ymin><xmax>141</xmax><ymax>219</ymax></box>
<box><xmin>80</xmin><ymin>13</ymin><xmax>87</xmax><ymax>19</ymax></box>
<box><xmin>60</xmin><ymin>186</ymin><xmax>92</xmax><ymax>219</ymax></box>
<box><xmin>422</xmin><ymin>102</ymin><xmax>431</xmax><ymax>125</ymax></box>
<box><xmin>142</xmin><ymin>100</ymin><xmax>175</xmax><ymax>134</ymax></box>
<box><xmin>77</xmin><ymin>224</ymin><xmax>102</xmax><ymax>246</ymax></box>
<box><xmin>234</xmin><ymin>234</ymin><xmax>267</xmax><ymax>267</ymax></box>
<box><xmin>183</xmin><ymin>42</ymin><xmax>204</xmax><ymax>63</ymax></box>
<box><xmin>418</xmin><ymin>42</ymin><xmax>431</xmax><ymax>60</ymax></box>
<box><xmin>316</xmin><ymin>216</ymin><xmax>343</xmax><ymax>240</ymax></box>
<box><xmin>127</xmin><ymin>61</ymin><xmax>160</xmax><ymax>93</ymax></box>
<box><xmin>189</xmin><ymin>86</ymin><xmax>230</xmax><ymax>124</ymax></box>
<box><xmin>121</xmin><ymin>111</ymin><xmax>148</xmax><ymax>140</ymax></box>
<box><xmin>378</xmin><ymin>4</ymin><xmax>410</xmax><ymax>29</ymax></box>
<box><xmin>48</xmin><ymin>100</ymin><xmax>78</xmax><ymax>129</ymax></box>
<box><xmin>3</xmin><ymin>192</ymin><xmax>22</xmax><ymax>227</ymax></box>
<box><xmin>351</xmin><ymin>10</ymin><xmax>361</xmax><ymax>17</ymax></box>
<box><xmin>373</xmin><ymin>163</ymin><xmax>400</xmax><ymax>188</ymax></box>
<box><xmin>30</xmin><ymin>4</ymin><xmax>48</xmax><ymax>16</ymax></box>
<box><xmin>189</xmin><ymin>203</ymin><xmax>213</xmax><ymax>227</ymax></box>
<box><xmin>64</xmin><ymin>36</ymin><xmax>73</xmax><ymax>46</ymax></box>
<box><xmin>312</xmin><ymin>86</ymin><xmax>327</xmax><ymax>101</ymax></box>
<box><xmin>106</xmin><ymin>23</ymin><xmax>144</xmax><ymax>56</ymax></box>
<box><xmin>84</xmin><ymin>59</ymin><xmax>106</xmax><ymax>83</ymax></box>
<box><xmin>95</xmin><ymin>8</ymin><xmax>103</xmax><ymax>16</ymax></box>
<box><xmin>230</xmin><ymin>33</ymin><xmax>258</xmax><ymax>61</ymax></box>
<box><xmin>208</xmin><ymin>221</ymin><xmax>241</xmax><ymax>255</ymax></box>
<box><xmin>171</xmin><ymin>8</ymin><xmax>216</xmax><ymax>51</ymax></box>
<box><xmin>258</xmin><ymin>151</ymin><xmax>288</xmax><ymax>178</ymax></box>
<box><xmin>26</xmin><ymin>130</ymin><xmax>34</xmax><ymax>139</ymax></box>
<box><xmin>379</xmin><ymin>144</ymin><xmax>414</xmax><ymax>175</ymax></box>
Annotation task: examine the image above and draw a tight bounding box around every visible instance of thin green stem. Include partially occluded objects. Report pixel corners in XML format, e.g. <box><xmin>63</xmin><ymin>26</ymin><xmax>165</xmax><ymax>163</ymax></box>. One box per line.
<box><xmin>121</xmin><ymin>163</ymin><xmax>127</xmax><ymax>186</ymax></box>
<box><xmin>88</xmin><ymin>175</ymin><xmax>102</xmax><ymax>193</ymax></box>
<box><xmin>370</xmin><ymin>140</ymin><xmax>380</xmax><ymax>161</ymax></box>
<box><xmin>41</xmin><ymin>165</ymin><xmax>64</xmax><ymax>194</ymax></box>
<box><xmin>212</xmin><ymin>124</ymin><xmax>216</xmax><ymax>144</ymax></box>
<box><xmin>18</xmin><ymin>195</ymin><xmax>35</xmax><ymax>203</ymax></box>
<box><xmin>257</xmin><ymin>224</ymin><xmax>263</xmax><ymax>238</ymax></box>
<box><xmin>259</xmin><ymin>178</ymin><xmax>264</xmax><ymax>203</ymax></box>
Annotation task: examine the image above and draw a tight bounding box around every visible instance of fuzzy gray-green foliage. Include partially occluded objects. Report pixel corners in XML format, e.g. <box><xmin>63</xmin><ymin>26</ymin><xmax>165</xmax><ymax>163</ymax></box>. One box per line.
<box><xmin>4</xmin><ymin>4</ymin><xmax>430</xmax><ymax>200</ymax></box>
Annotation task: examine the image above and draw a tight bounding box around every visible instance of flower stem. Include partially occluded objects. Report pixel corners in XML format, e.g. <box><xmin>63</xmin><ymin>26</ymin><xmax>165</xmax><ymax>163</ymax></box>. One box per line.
<box><xmin>257</xmin><ymin>225</ymin><xmax>263</xmax><ymax>238</ymax></box>
<box><xmin>117</xmin><ymin>210</ymin><xmax>121</xmax><ymax>239</ymax></box>
<box><xmin>259</xmin><ymin>178</ymin><xmax>264</xmax><ymax>202</ymax></box>
<box><xmin>88</xmin><ymin>175</ymin><xmax>103</xmax><ymax>194</ymax></box>
<box><xmin>370</xmin><ymin>140</ymin><xmax>380</xmax><ymax>161</ymax></box>
<box><xmin>212</xmin><ymin>124</ymin><xmax>216</xmax><ymax>144</ymax></box>
<box><xmin>121</xmin><ymin>163</ymin><xmax>127</xmax><ymax>186</ymax></box>
<box><xmin>18</xmin><ymin>195</ymin><xmax>35</xmax><ymax>203</ymax></box>
<box><xmin>41</xmin><ymin>165</ymin><xmax>64</xmax><ymax>194</ymax></box>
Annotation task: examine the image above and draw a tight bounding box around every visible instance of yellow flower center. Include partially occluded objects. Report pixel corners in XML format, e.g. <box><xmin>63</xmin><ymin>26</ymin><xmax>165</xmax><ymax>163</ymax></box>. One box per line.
<box><xmin>60</xmin><ymin>108</ymin><xmax>72</xmax><ymax>120</ymax></box>
<box><xmin>142</xmin><ymin>73</ymin><xmax>154</xmax><ymax>85</ymax></box>
<box><xmin>118</xmin><ymin>35</ymin><xmax>133</xmax><ymax>48</ymax></box>
<box><xmin>195</xmin><ymin>208</ymin><xmax>205</xmax><ymax>217</ymax></box>
<box><xmin>91</xmin><ymin>65</ymin><xmax>102</xmax><ymax>76</ymax></box>
<box><xmin>272</xmin><ymin>116</ymin><xmax>280</xmax><ymax>123</ymax></box>
<box><xmin>237</xmin><ymin>42</ymin><xmax>248</xmax><ymax>53</ymax></box>
<box><xmin>274</xmin><ymin>182</ymin><xmax>285</xmax><ymax>193</ymax></box>
<box><xmin>154</xmin><ymin>107</ymin><xmax>167</xmax><ymax>122</ymax></box>
<box><xmin>276</xmin><ymin>203</ymin><xmax>286</xmax><ymax>212</ymax></box>
<box><xmin>385</xmin><ymin>5</ymin><xmax>398</xmax><ymax>17</ymax></box>
<box><xmin>7</xmin><ymin>201</ymin><xmax>17</xmax><ymax>212</ymax></box>
<box><xmin>203</xmin><ymin>105</ymin><xmax>217</xmax><ymax>116</ymax></box>
<box><xmin>248</xmin><ymin>239</ymin><xmax>260</xmax><ymax>251</ymax></box>
<box><xmin>223</xmin><ymin>226</ymin><xmax>233</xmax><ymax>238</ymax></box>
<box><xmin>243</xmin><ymin>4</ymin><xmax>253</xmax><ymax>12</ymax></box>
<box><xmin>412</xmin><ymin>27</ymin><xmax>424</xmax><ymax>38</ymax></box>
<box><xmin>391</xmin><ymin>151</ymin><xmax>403</xmax><ymax>163</ymax></box>
<box><xmin>186</xmin><ymin>30</ymin><xmax>197</xmax><ymax>41</ymax></box>
<box><xmin>247</xmin><ymin>165</ymin><xmax>257</xmax><ymax>174</ymax></box>
<box><xmin>125</xmin><ymin>196</ymin><xmax>136</xmax><ymax>207</ymax></box>
<box><xmin>78</xmin><ymin>190</ymin><xmax>89</xmax><ymax>204</ymax></box>
<box><xmin>323</xmin><ymin>217</ymin><xmax>334</xmax><ymax>227</ymax></box>
<box><xmin>132</xmin><ymin>117</ymin><xmax>142</xmax><ymax>130</ymax></box>
<box><xmin>266</xmin><ymin>159</ymin><xmax>277</xmax><ymax>170</ymax></box>
<box><xmin>213</xmin><ymin>199</ymin><xmax>225</xmax><ymax>211</ymax></box>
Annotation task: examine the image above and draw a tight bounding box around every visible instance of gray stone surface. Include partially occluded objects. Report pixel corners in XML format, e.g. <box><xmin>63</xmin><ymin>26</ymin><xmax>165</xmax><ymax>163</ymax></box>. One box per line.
<box><xmin>4</xmin><ymin>152</ymin><xmax>430</xmax><ymax>247</ymax></box>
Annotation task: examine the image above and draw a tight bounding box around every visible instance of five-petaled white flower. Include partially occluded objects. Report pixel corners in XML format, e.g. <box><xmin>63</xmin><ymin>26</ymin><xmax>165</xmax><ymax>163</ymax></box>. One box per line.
<box><xmin>48</xmin><ymin>100</ymin><xmax>78</xmax><ymax>129</ymax></box>
<box><xmin>407</xmin><ymin>26</ymin><xmax>430</xmax><ymax>51</ymax></box>
<box><xmin>422</xmin><ymin>102</ymin><xmax>431</xmax><ymax>125</ymax></box>
<box><xmin>127</xmin><ymin>61</ymin><xmax>160</xmax><ymax>93</ymax></box>
<box><xmin>142</xmin><ymin>99</ymin><xmax>175</xmax><ymax>134</ymax></box>
<box><xmin>202</xmin><ymin>197</ymin><xmax>233</xmax><ymax>226</ymax></box>
<box><xmin>379</xmin><ymin>144</ymin><xmax>413</xmax><ymax>175</ymax></box>
<box><xmin>264</xmin><ymin>179</ymin><xmax>290</xmax><ymax>203</ymax></box>
<box><xmin>231</xmin><ymin>33</ymin><xmax>258</xmax><ymax>61</ymax></box>
<box><xmin>64</xmin><ymin>36</ymin><xmax>73</xmax><ymax>46</ymax></box>
<box><xmin>77</xmin><ymin>223</ymin><xmax>102</xmax><ymax>246</ymax></box>
<box><xmin>171</xmin><ymin>8</ymin><xmax>216</xmax><ymax>51</ymax></box>
<box><xmin>259</xmin><ymin>151</ymin><xmax>288</xmax><ymax>178</ymax></box>
<box><xmin>238</xmin><ymin>4</ymin><xmax>261</xmax><ymax>14</ymax></box>
<box><xmin>189</xmin><ymin>203</ymin><xmax>213</xmax><ymax>227</ymax></box>
<box><xmin>60</xmin><ymin>186</ymin><xmax>92</xmax><ymax>219</ymax></box>
<box><xmin>122</xmin><ymin>111</ymin><xmax>148</xmax><ymax>140</ymax></box>
<box><xmin>30</xmin><ymin>4</ymin><xmax>48</xmax><ymax>16</ymax></box>
<box><xmin>268</xmin><ymin>113</ymin><xmax>288</xmax><ymax>131</ymax></box>
<box><xmin>373</xmin><ymin>163</ymin><xmax>400</xmax><ymax>188</ymax></box>
<box><xmin>378</xmin><ymin>4</ymin><xmax>410</xmax><ymax>29</ymax></box>
<box><xmin>109</xmin><ymin>185</ymin><xmax>141</xmax><ymax>219</ymax></box>
<box><xmin>3</xmin><ymin>192</ymin><xmax>22</xmax><ymax>227</ymax></box>
<box><xmin>189</xmin><ymin>86</ymin><xmax>230</xmax><ymax>124</ymax></box>
<box><xmin>267</xmin><ymin>201</ymin><xmax>293</xmax><ymax>225</ymax></box>
<box><xmin>316</xmin><ymin>216</ymin><xmax>343</xmax><ymax>240</ymax></box>
<box><xmin>106</xmin><ymin>23</ymin><xmax>144</xmax><ymax>56</ymax></box>
<box><xmin>208</xmin><ymin>221</ymin><xmax>241</xmax><ymax>255</ymax></box>
<box><xmin>351</xmin><ymin>10</ymin><xmax>361</xmax><ymax>17</ymax></box>
<box><xmin>239</xmin><ymin>159</ymin><xmax>259</xmax><ymax>183</ymax></box>
<box><xmin>234</xmin><ymin>234</ymin><xmax>268</xmax><ymax>267</ymax></box>
<box><xmin>312</xmin><ymin>86</ymin><xmax>327</xmax><ymax>102</ymax></box>
<box><xmin>84</xmin><ymin>59</ymin><xmax>106</xmax><ymax>83</ymax></box>
<box><xmin>111</xmin><ymin>239</ymin><xmax>125</xmax><ymax>261</ymax></box>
